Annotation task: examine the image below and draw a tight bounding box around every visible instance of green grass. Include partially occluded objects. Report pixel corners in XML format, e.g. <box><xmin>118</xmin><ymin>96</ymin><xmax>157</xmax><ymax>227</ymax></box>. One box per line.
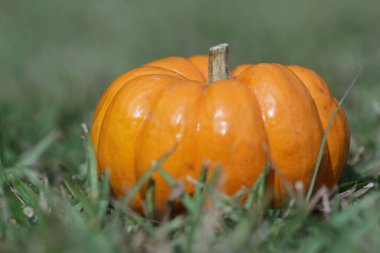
<box><xmin>1</xmin><ymin>123</ymin><xmax>379</xmax><ymax>253</ymax></box>
<box><xmin>1</xmin><ymin>0</ymin><xmax>380</xmax><ymax>252</ymax></box>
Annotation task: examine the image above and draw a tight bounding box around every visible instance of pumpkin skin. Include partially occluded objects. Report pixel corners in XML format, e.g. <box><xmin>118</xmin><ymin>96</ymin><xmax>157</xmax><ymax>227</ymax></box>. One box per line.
<box><xmin>91</xmin><ymin>55</ymin><xmax>350</xmax><ymax>215</ymax></box>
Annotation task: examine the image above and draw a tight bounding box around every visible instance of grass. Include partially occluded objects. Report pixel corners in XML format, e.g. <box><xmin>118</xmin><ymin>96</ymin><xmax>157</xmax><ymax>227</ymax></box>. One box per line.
<box><xmin>0</xmin><ymin>122</ymin><xmax>379</xmax><ymax>253</ymax></box>
<box><xmin>1</xmin><ymin>0</ymin><xmax>380</xmax><ymax>252</ymax></box>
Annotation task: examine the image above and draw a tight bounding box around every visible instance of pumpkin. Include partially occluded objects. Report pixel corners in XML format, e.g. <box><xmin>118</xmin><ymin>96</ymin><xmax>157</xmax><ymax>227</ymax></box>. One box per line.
<box><xmin>91</xmin><ymin>43</ymin><xmax>350</xmax><ymax>215</ymax></box>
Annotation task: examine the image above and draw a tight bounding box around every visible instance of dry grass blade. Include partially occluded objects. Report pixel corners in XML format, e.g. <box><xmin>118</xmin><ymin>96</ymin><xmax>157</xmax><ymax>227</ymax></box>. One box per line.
<box><xmin>308</xmin><ymin>186</ymin><xmax>333</xmax><ymax>217</ymax></box>
<box><xmin>161</xmin><ymin>181</ymin><xmax>185</xmax><ymax>223</ymax></box>
<box><xmin>352</xmin><ymin>182</ymin><xmax>375</xmax><ymax>198</ymax></box>
<box><xmin>339</xmin><ymin>182</ymin><xmax>375</xmax><ymax>200</ymax></box>
<box><xmin>350</xmin><ymin>146</ymin><xmax>365</xmax><ymax>167</ymax></box>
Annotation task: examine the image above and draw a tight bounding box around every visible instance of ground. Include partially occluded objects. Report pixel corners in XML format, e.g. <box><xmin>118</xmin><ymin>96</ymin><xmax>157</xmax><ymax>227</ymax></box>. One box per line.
<box><xmin>1</xmin><ymin>0</ymin><xmax>380</xmax><ymax>252</ymax></box>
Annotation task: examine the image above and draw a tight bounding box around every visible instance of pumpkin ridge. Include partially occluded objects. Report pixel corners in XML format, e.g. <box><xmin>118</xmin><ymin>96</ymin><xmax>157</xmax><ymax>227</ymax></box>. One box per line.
<box><xmin>97</xmin><ymin>75</ymin><xmax>181</xmax><ymax>203</ymax></box>
<box><xmin>232</xmin><ymin>64</ymin><xmax>254</xmax><ymax>78</ymax></box>
<box><xmin>286</xmin><ymin>65</ymin><xmax>350</xmax><ymax>187</ymax></box>
<box><xmin>236</xmin><ymin>63</ymin><xmax>326</xmax><ymax>204</ymax></box>
<box><xmin>234</xmin><ymin>74</ymin><xmax>277</xmax><ymax>202</ymax></box>
<box><xmin>93</xmin><ymin>66</ymin><xmax>185</xmax><ymax>122</ymax></box>
<box><xmin>233</xmin><ymin>65</ymin><xmax>276</xmax><ymax>192</ymax></box>
<box><xmin>92</xmin><ymin>66</ymin><xmax>186</xmax><ymax>155</ymax></box>
<box><xmin>195</xmin><ymin>80</ymin><xmax>271</xmax><ymax>196</ymax></box>
<box><xmin>285</xmin><ymin>65</ymin><xmax>331</xmax><ymax>190</ymax></box>
<box><xmin>279</xmin><ymin>63</ymin><xmax>328</xmax><ymax>199</ymax></box>
<box><xmin>188</xmin><ymin>55</ymin><xmax>208</xmax><ymax>81</ymax></box>
<box><xmin>191</xmin><ymin>82</ymin><xmax>209</xmax><ymax>190</ymax></box>
<box><xmin>137</xmin><ymin>81</ymin><xmax>206</xmax><ymax>214</ymax></box>
<box><xmin>95</xmin><ymin>74</ymin><xmax>184</xmax><ymax>156</ymax></box>
<box><xmin>133</xmin><ymin>79</ymin><xmax>186</xmax><ymax>201</ymax></box>
<box><xmin>139</xmin><ymin>65</ymin><xmax>187</xmax><ymax>79</ymax></box>
<box><xmin>145</xmin><ymin>56</ymin><xmax>205</xmax><ymax>82</ymax></box>
<box><xmin>174</xmin><ymin>82</ymin><xmax>206</xmax><ymax>195</ymax></box>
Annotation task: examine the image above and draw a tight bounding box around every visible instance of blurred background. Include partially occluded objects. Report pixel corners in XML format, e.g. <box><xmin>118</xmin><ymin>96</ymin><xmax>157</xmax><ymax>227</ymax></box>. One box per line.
<box><xmin>1</xmin><ymin>0</ymin><xmax>379</xmax><ymax>172</ymax></box>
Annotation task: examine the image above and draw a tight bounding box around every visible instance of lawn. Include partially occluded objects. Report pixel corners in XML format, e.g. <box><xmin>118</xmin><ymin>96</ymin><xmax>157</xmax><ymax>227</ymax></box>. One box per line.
<box><xmin>1</xmin><ymin>0</ymin><xmax>380</xmax><ymax>252</ymax></box>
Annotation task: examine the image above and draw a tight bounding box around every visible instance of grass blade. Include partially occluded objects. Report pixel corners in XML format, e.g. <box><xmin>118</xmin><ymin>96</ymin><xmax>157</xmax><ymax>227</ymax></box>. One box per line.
<box><xmin>17</xmin><ymin>130</ymin><xmax>61</xmax><ymax>167</ymax></box>
<box><xmin>123</xmin><ymin>148</ymin><xmax>174</xmax><ymax>206</ymax></box>
<box><xmin>145</xmin><ymin>177</ymin><xmax>156</xmax><ymax>219</ymax></box>
<box><xmin>245</xmin><ymin>164</ymin><xmax>271</xmax><ymax>209</ymax></box>
<box><xmin>306</xmin><ymin>66</ymin><xmax>362</xmax><ymax>203</ymax></box>
<box><xmin>81</xmin><ymin>124</ymin><xmax>99</xmax><ymax>202</ymax></box>
<box><xmin>95</xmin><ymin>170</ymin><xmax>110</xmax><ymax>219</ymax></box>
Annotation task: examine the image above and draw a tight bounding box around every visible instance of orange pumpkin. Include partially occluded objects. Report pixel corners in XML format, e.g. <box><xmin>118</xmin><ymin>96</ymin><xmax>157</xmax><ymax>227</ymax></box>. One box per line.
<box><xmin>91</xmin><ymin>44</ymin><xmax>350</xmax><ymax>215</ymax></box>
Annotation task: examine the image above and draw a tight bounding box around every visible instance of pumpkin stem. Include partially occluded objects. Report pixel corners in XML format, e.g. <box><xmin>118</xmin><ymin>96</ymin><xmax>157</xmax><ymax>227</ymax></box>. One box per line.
<box><xmin>208</xmin><ymin>43</ymin><xmax>232</xmax><ymax>84</ymax></box>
